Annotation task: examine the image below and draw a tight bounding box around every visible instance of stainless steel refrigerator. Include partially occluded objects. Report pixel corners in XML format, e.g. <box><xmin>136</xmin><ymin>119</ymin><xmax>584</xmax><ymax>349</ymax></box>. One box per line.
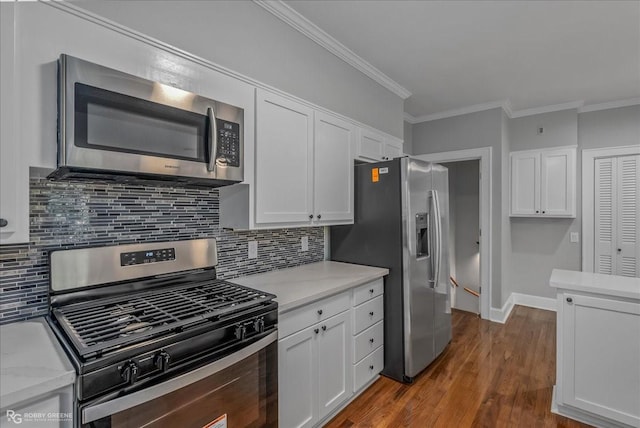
<box><xmin>331</xmin><ymin>157</ymin><xmax>451</xmax><ymax>383</ymax></box>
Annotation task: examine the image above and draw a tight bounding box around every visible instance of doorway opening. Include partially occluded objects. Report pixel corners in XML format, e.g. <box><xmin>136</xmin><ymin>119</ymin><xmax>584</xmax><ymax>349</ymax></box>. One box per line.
<box><xmin>442</xmin><ymin>160</ymin><xmax>481</xmax><ymax>314</ymax></box>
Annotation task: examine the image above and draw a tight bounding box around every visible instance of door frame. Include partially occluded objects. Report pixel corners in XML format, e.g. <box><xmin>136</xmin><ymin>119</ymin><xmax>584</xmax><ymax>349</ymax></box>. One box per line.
<box><xmin>413</xmin><ymin>147</ymin><xmax>492</xmax><ymax>320</ymax></box>
<box><xmin>582</xmin><ymin>145</ymin><xmax>640</xmax><ymax>272</ymax></box>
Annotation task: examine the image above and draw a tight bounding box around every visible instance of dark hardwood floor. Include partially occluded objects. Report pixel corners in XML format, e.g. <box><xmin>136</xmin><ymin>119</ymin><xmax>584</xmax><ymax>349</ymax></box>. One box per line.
<box><xmin>325</xmin><ymin>306</ymin><xmax>592</xmax><ymax>428</ymax></box>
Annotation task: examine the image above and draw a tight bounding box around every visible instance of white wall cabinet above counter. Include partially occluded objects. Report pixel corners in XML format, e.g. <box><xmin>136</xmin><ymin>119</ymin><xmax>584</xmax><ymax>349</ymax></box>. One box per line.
<box><xmin>510</xmin><ymin>146</ymin><xmax>576</xmax><ymax>218</ymax></box>
<box><xmin>221</xmin><ymin>89</ymin><xmax>357</xmax><ymax>230</ymax></box>
<box><xmin>356</xmin><ymin>128</ymin><xmax>404</xmax><ymax>163</ymax></box>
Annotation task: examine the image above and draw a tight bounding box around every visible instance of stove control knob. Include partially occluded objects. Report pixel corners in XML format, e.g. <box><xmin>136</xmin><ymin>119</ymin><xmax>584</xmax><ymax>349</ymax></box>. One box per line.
<box><xmin>235</xmin><ymin>325</ymin><xmax>247</xmax><ymax>340</ymax></box>
<box><xmin>154</xmin><ymin>351</ymin><xmax>171</xmax><ymax>372</ymax></box>
<box><xmin>253</xmin><ymin>317</ymin><xmax>265</xmax><ymax>333</ymax></box>
<box><xmin>121</xmin><ymin>361</ymin><xmax>139</xmax><ymax>385</ymax></box>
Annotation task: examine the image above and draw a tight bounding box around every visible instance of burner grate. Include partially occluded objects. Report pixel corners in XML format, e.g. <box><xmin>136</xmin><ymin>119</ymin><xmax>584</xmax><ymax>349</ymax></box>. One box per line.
<box><xmin>52</xmin><ymin>280</ymin><xmax>274</xmax><ymax>357</ymax></box>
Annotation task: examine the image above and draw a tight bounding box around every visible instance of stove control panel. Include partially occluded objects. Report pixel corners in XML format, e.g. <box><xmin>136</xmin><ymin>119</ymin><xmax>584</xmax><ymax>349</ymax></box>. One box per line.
<box><xmin>120</xmin><ymin>248</ymin><xmax>176</xmax><ymax>266</ymax></box>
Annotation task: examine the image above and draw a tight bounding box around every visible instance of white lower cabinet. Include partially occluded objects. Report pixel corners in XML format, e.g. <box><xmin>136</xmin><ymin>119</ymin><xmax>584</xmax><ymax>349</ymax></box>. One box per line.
<box><xmin>279</xmin><ymin>310</ymin><xmax>351</xmax><ymax>428</ymax></box>
<box><xmin>278</xmin><ymin>280</ymin><xmax>385</xmax><ymax>427</ymax></box>
<box><xmin>555</xmin><ymin>291</ymin><xmax>640</xmax><ymax>427</ymax></box>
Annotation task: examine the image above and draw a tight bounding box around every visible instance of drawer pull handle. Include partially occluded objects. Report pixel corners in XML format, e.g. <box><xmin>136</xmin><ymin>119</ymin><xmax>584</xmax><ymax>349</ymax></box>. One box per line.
<box><xmin>317</xmin><ymin>309</ymin><xmax>323</xmax><ymax>315</ymax></box>
<box><xmin>369</xmin><ymin>311</ymin><xmax>374</xmax><ymax>316</ymax></box>
<box><xmin>369</xmin><ymin>289</ymin><xmax>374</xmax><ymax>293</ymax></box>
<box><xmin>314</xmin><ymin>328</ymin><xmax>319</xmax><ymax>334</ymax></box>
<box><xmin>369</xmin><ymin>338</ymin><xmax>374</xmax><ymax>344</ymax></box>
<box><xmin>322</xmin><ymin>325</ymin><xmax>327</xmax><ymax>331</ymax></box>
<box><xmin>566</xmin><ymin>297</ymin><xmax>573</xmax><ymax>304</ymax></box>
<box><xmin>369</xmin><ymin>365</ymin><xmax>374</xmax><ymax>370</ymax></box>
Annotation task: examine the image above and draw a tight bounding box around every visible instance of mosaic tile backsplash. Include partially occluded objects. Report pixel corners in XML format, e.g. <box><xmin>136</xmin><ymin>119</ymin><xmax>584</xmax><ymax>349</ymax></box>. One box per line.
<box><xmin>0</xmin><ymin>178</ymin><xmax>325</xmax><ymax>324</ymax></box>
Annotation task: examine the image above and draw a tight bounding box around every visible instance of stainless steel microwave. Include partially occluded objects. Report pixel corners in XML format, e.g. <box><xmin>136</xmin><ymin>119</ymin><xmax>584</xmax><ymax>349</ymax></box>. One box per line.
<box><xmin>50</xmin><ymin>54</ymin><xmax>244</xmax><ymax>187</ymax></box>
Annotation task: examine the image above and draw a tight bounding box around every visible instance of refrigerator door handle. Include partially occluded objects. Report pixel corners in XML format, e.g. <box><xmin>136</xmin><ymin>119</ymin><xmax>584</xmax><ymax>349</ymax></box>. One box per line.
<box><xmin>429</xmin><ymin>190</ymin><xmax>442</xmax><ymax>289</ymax></box>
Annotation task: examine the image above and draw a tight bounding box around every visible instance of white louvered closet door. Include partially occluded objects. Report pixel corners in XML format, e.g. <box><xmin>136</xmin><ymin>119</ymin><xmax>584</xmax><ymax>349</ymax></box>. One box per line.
<box><xmin>594</xmin><ymin>155</ymin><xmax>640</xmax><ymax>277</ymax></box>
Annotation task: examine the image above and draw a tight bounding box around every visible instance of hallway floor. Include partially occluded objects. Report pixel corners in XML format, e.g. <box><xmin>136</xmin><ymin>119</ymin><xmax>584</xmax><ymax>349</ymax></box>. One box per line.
<box><xmin>325</xmin><ymin>306</ymin><xmax>591</xmax><ymax>428</ymax></box>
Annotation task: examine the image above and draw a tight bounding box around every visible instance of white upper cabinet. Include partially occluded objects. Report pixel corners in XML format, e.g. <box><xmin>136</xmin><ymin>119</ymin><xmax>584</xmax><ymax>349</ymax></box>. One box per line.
<box><xmin>356</xmin><ymin>128</ymin><xmax>404</xmax><ymax>162</ymax></box>
<box><xmin>223</xmin><ymin>89</ymin><xmax>355</xmax><ymax>229</ymax></box>
<box><xmin>0</xmin><ymin>2</ymin><xmax>29</xmax><ymax>245</ymax></box>
<box><xmin>510</xmin><ymin>147</ymin><xmax>576</xmax><ymax>218</ymax></box>
<box><xmin>255</xmin><ymin>89</ymin><xmax>315</xmax><ymax>225</ymax></box>
<box><xmin>314</xmin><ymin>112</ymin><xmax>355</xmax><ymax>225</ymax></box>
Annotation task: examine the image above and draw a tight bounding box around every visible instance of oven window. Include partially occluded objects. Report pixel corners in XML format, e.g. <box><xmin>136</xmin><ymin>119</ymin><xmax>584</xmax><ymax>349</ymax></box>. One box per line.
<box><xmin>82</xmin><ymin>341</ymin><xmax>277</xmax><ymax>428</ymax></box>
<box><xmin>74</xmin><ymin>83</ymin><xmax>207</xmax><ymax>162</ymax></box>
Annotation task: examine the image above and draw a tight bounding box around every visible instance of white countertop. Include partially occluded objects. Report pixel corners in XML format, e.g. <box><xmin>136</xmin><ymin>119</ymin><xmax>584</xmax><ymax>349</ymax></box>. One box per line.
<box><xmin>550</xmin><ymin>269</ymin><xmax>640</xmax><ymax>300</ymax></box>
<box><xmin>231</xmin><ymin>261</ymin><xmax>389</xmax><ymax>313</ymax></box>
<box><xmin>1</xmin><ymin>318</ymin><xmax>76</xmax><ymax>409</ymax></box>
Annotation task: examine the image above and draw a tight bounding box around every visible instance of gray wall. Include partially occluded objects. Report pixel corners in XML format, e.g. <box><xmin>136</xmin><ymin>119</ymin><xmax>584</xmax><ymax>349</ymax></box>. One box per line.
<box><xmin>446</xmin><ymin>160</ymin><xmax>481</xmax><ymax>314</ymax></box>
<box><xmin>76</xmin><ymin>1</ymin><xmax>404</xmax><ymax>138</ymax></box>
<box><xmin>508</xmin><ymin>109</ymin><xmax>580</xmax><ymax>299</ymax></box>
<box><xmin>410</xmin><ymin>104</ymin><xmax>639</xmax><ymax>308</ymax></box>
<box><xmin>403</xmin><ymin>121</ymin><xmax>414</xmax><ymax>155</ymax></box>
<box><xmin>412</xmin><ymin>108</ymin><xmax>505</xmax><ymax>308</ymax></box>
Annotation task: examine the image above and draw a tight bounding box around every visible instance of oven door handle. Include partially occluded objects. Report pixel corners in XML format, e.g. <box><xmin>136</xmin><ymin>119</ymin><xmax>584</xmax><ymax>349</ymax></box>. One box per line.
<box><xmin>82</xmin><ymin>331</ymin><xmax>277</xmax><ymax>424</ymax></box>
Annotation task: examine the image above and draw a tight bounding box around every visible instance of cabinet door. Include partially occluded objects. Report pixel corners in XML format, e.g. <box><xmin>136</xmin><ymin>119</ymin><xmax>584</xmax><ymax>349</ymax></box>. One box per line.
<box><xmin>0</xmin><ymin>2</ymin><xmax>28</xmax><ymax>244</ymax></box>
<box><xmin>510</xmin><ymin>151</ymin><xmax>540</xmax><ymax>215</ymax></box>
<box><xmin>317</xmin><ymin>311</ymin><xmax>352</xmax><ymax>420</ymax></box>
<box><xmin>383</xmin><ymin>141</ymin><xmax>403</xmax><ymax>160</ymax></box>
<box><xmin>560</xmin><ymin>294</ymin><xmax>640</xmax><ymax>427</ymax></box>
<box><xmin>313</xmin><ymin>112</ymin><xmax>354</xmax><ymax>224</ymax></box>
<box><xmin>256</xmin><ymin>89</ymin><xmax>314</xmax><ymax>224</ymax></box>
<box><xmin>357</xmin><ymin>129</ymin><xmax>384</xmax><ymax>162</ymax></box>
<box><xmin>540</xmin><ymin>148</ymin><xmax>575</xmax><ymax>217</ymax></box>
<box><xmin>278</xmin><ymin>326</ymin><xmax>318</xmax><ymax>428</ymax></box>
<box><xmin>615</xmin><ymin>155</ymin><xmax>640</xmax><ymax>277</ymax></box>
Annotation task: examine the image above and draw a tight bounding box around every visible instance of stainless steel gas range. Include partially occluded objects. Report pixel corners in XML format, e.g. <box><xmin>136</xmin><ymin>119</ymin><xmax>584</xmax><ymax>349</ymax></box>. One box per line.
<box><xmin>46</xmin><ymin>238</ymin><xmax>278</xmax><ymax>428</ymax></box>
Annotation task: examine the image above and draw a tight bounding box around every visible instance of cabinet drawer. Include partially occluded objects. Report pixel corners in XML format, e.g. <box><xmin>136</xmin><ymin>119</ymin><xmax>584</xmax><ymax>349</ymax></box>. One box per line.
<box><xmin>353</xmin><ymin>320</ymin><xmax>384</xmax><ymax>363</ymax></box>
<box><xmin>280</xmin><ymin>292</ymin><xmax>350</xmax><ymax>338</ymax></box>
<box><xmin>353</xmin><ymin>345</ymin><xmax>383</xmax><ymax>392</ymax></box>
<box><xmin>353</xmin><ymin>278</ymin><xmax>383</xmax><ymax>306</ymax></box>
<box><xmin>353</xmin><ymin>295</ymin><xmax>383</xmax><ymax>334</ymax></box>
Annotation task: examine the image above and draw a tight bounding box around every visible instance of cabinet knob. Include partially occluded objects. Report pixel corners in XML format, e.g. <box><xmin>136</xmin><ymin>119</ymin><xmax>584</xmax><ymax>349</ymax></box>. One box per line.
<box><xmin>566</xmin><ymin>297</ymin><xmax>573</xmax><ymax>303</ymax></box>
<box><xmin>314</xmin><ymin>328</ymin><xmax>319</xmax><ymax>334</ymax></box>
<box><xmin>317</xmin><ymin>309</ymin><xmax>323</xmax><ymax>315</ymax></box>
<box><xmin>309</xmin><ymin>214</ymin><xmax>313</xmax><ymax>219</ymax></box>
<box><xmin>322</xmin><ymin>325</ymin><xmax>327</xmax><ymax>331</ymax></box>
<box><xmin>542</xmin><ymin>211</ymin><xmax>546</xmax><ymax>214</ymax></box>
<box><xmin>369</xmin><ymin>311</ymin><xmax>374</xmax><ymax>316</ymax></box>
<box><xmin>317</xmin><ymin>214</ymin><xmax>321</xmax><ymax>219</ymax></box>
<box><xmin>535</xmin><ymin>210</ymin><xmax>539</xmax><ymax>214</ymax></box>
<box><xmin>369</xmin><ymin>365</ymin><xmax>374</xmax><ymax>370</ymax></box>
<box><xmin>369</xmin><ymin>289</ymin><xmax>374</xmax><ymax>294</ymax></box>
<box><xmin>0</xmin><ymin>218</ymin><xmax>7</xmax><ymax>228</ymax></box>
<box><xmin>617</xmin><ymin>248</ymin><xmax>622</xmax><ymax>252</ymax></box>
<box><xmin>369</xmin><ymin>338</ymin><xmax>375</xmax><ymax>344</ymax></box>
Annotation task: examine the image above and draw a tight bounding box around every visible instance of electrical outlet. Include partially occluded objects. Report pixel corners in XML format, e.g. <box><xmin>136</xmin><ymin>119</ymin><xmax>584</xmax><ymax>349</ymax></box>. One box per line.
<box><xmin>248</xmin><ymin>241</ymin><xmax>258</xmax><ymax>259</ymax></box>
<box><xmin>570</xmin><ymin>232</ymin><xmax>579</xmax><ymax>243</ymax></box>
<box><xmin>301</xmin><ymin>236</ymin><xmax>309</xmax><ymax>252</ymax></box>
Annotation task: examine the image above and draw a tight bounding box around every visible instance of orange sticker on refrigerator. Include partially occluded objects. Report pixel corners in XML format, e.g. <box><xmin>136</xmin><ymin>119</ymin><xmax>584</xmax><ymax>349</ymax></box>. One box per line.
<box><xmin>203</xmin><ymin>414</ymin><xmax>227</xmax><ymax>428</ymax></box>
<box><xmin>372</xmin><ymin>168</ymin><xmax>379</xmax><ymax>182</ymax></box>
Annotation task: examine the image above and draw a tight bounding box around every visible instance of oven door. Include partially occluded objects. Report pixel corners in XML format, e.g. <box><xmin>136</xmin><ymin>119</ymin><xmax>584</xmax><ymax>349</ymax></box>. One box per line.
<box><xmin>59</xmin><ymin>54</ymin><xmax>243</xmax><ymax>183</ymax></box>
<box><xmin>80</xmin><ymin>332</ymin><xmax>277</xmax><ymax>428</ymax></box>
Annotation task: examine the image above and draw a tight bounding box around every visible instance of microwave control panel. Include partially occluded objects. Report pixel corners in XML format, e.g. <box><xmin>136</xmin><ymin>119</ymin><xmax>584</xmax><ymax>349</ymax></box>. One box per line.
<box><xmin>216</xmin><ymin>120</ymin><xmax>240</xmax><ymax>167</ymax></box>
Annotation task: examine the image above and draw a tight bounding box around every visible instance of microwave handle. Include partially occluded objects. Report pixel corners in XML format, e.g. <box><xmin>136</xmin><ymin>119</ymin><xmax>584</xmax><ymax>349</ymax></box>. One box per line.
<box><xmin>207</xmin><ymin>107</ymin><xmax>218</xmax><ymax>172</ymax></box>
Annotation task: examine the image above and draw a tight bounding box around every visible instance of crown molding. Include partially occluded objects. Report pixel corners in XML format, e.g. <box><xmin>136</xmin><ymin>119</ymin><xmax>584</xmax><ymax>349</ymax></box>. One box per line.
<box><xmin>509</xmin><ymin>100</ymin><xmax>584</xmax><ymax>118</ymax></box>
<box><xmin>254</xmin><ymin>0</ymin><xmax>412</xmax><ymax>99</ymax></box>
<box><xmin>577</xmin><ymin>97</ymin><xmax>640</xmax><ymax>114</ymax></box>
<box><xmin>403</xmin><ymin>112</ymin><xmax>419</xmax><ymax>124</ymax></box>
<box><xmin>409</xmin><ymin>101</ymin><xmax>509</xmax><ymax>123</ymax></box>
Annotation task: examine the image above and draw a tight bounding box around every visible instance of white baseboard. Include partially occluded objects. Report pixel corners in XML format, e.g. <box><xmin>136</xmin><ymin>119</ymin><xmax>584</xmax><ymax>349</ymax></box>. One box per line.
<box><xmin>489</xmin><ymin>294</ymin><xmax>514</xmax><ymax>323</ymax></box>
<box><xmin>512</xmin><ymin>293</ymin><xmax>557</xmax><ymax>312</ymax></box>
<box><xmin>551</xmin><ymin>386</ymin><xmax>634</xmax><ymax>428</ymax></box>
<box><xmin>489</xmin><ymin>292</ymin><xmax>556</xmax><ymax>324</ymax></box>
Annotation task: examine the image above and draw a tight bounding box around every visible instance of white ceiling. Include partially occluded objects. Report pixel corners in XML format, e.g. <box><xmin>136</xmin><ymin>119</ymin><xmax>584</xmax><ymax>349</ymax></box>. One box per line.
<box><xmin>284</xmin><ymin>0</ymin><xmax>640</xmax><ymax>119</ymax></box>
